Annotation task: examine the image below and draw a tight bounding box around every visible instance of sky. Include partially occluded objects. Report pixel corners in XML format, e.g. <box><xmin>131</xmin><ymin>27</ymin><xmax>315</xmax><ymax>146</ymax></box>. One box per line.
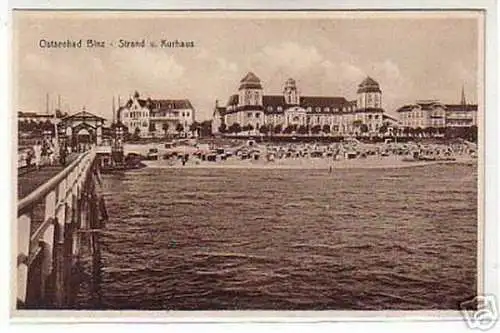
<box><xmin>14</xmin><ymin>11</ymin><xmax>481</xmax><ymax>122</ymax></box>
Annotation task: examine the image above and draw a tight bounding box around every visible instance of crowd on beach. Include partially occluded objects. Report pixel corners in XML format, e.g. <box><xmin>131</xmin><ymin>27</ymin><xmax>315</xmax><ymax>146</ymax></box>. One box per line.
<box><xmin>140</xmin><ymin>137</ymin><xmax>477</xmax><ymax>168</ymax></box>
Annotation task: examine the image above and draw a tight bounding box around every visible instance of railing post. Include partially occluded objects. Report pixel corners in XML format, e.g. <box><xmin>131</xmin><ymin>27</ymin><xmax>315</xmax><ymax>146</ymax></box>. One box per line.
<box><xmin>17</xmin><ymin>213</ymin><xmax>32</xmax><ymax>307</ymax></box>
<box><xmin>17</xmin><ymin>150</ymin><xmax>103</xmax><ymax>310</ymax></box>
<box><xmin>53</xmin><ymin>180</ymin><xmax>67</xmax><ymax>307</ymax></box>
<box><xmin>41</xmin><ymin>191</ymin><xmax>56</xmax><ymax>304</ymax></box>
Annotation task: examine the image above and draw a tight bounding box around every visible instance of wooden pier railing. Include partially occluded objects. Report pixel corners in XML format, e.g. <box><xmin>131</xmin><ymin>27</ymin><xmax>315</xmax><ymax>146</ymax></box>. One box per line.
<box><xmin>16</xmin><ymin>148</ymin><xmax>107</xmax><ymax>309</ymax></box>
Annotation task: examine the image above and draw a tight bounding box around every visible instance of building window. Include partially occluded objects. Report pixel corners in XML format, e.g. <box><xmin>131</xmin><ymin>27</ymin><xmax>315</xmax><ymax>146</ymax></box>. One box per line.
<box><xmin>315</xmin><ymin>107</ymin><xmax>321</xmax><ymax>112</ymax></box>
<box><xmin>247</xmin><ymin>112</ymin><xmax>252</xmax><ymax>118</ymax></box>
<box><xmin>256</xmin><ymin>113</ymin><xmax>260</xmax><ymax>118</ymax></box>
<box><xmin>186</xmin><ymin>112</ymin><xmax>190</xmax><ymax>117</ymax></box>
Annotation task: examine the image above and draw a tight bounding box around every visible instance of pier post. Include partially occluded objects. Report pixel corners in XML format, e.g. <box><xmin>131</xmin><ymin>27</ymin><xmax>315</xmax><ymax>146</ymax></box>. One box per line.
<box><xmin>17</xmin><ymin>149</ymin><xmax>105</xmax><ymax>309</ymax></box>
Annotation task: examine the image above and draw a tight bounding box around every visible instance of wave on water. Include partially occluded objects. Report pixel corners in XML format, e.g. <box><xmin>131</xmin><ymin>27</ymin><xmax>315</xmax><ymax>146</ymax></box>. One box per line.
<box><xmin>79</xmin><ymin>164</ymin><xmax>478</xmax><ymax>310</ymax></box>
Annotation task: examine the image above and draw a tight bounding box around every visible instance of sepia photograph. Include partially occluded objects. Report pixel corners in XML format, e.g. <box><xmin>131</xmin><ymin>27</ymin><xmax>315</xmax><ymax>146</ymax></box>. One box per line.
<box><xmin>11</xmin><ymin>9</ymin><xmax>486</xmax><ymax>319</ymax></box>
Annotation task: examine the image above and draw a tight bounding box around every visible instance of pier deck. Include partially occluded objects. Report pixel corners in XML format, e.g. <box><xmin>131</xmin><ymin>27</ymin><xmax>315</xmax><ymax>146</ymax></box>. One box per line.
<box><xmin>17</xmin><ymin>153</ymin><xmax>79</xmax><ymax>199</ymax></box>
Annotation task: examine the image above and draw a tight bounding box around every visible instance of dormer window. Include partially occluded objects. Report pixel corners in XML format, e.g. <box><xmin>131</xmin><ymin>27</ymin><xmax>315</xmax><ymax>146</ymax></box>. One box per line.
<box><xmin>315</xmin><ymin>107</ymin><xmax>321</xmax><ymax>112</ymax></box>
<box><xmin>277</xmin><ymin>106</ymin><xmax>283</xmax><ymax>112</ymax></box>
<box><xmin>267</xmin><ymin>106</ymin><xmax>273</xmax><ymax>112</ymax></box>
<box><xmin>325</xmin><ymin>107</ymin><xmax>330</xmax><ymax>112</ymax></box>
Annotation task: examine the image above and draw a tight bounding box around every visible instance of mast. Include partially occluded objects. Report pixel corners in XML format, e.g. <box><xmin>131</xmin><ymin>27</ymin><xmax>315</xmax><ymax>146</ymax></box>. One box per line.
<box><xmin>112</xmin><ymin>96</ymin><xmax>116</xmax><ymax>124</ymax></box>
<box><xmin>45</xmin><ymin>93</ymin><xmax>49</xmax><ymax>115</ymax></box>
<box><xmin>54</xmin><ymin>95</ymin><xmax>59</xmax><ymax>141</ymax></box>
<box><xmin>461</xmin><ymin>85</ymin><xmax>467</xmax><ymax>106</ymax></box>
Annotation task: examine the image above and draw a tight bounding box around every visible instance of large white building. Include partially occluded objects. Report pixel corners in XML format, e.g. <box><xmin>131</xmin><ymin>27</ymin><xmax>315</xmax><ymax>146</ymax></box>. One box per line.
<box><xmin>213</xmin><ymin>72</ymin><xmax>395</xmax><ymax>136</ymax></box>
<box><xmin>396</xmin><ymin>89</ymin><xmax>478</xmax><ymax>130</ymax></box>
<box><xmin>118</xmin><ymin>91</ymin><xmax>195</xmax><ymax>138</ymax></box>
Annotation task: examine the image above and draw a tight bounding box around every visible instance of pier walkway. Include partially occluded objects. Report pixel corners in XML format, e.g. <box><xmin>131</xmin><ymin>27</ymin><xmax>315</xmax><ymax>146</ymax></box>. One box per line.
<box><xmin>17</xmin><ymin>153</ymin><xmax>78</xmax><ymax>199</ymax></box>
<box><xmin>16</xmin><ymin>148</ymin><xmax>108</xmax><ymax>309</ymax></box>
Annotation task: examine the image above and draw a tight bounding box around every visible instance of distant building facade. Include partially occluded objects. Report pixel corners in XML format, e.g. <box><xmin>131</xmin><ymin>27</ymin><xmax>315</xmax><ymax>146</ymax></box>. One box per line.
<box><xmin>18</xmin><ymin>111</ymin><xmax>62</xmax><ymax>125</ymax></box>
<box><xmin>214</xmin><ymin>72</ymin><xmax>394</xmax><ymax>136</ymax></box>
<box><xmin>118</xmin><ymin>91</ymin><xmax>195</xmax><ymax>138</ymax></box>
<box><xmin>60</xmin><ymin>109</ymin><xmax>106</xmax><ymax>145</ymax></box>
<box><xmin>396</xmin><ymin>89</ymin><xmax>478</xmax><ymax>130</ymax></box>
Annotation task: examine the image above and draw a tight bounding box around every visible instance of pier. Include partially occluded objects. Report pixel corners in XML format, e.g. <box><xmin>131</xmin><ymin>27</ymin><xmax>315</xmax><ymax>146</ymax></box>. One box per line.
<box><xmin>16</xmin><ymin>148</ymin><xmax>107</xmax><ymax>309</ymax></box>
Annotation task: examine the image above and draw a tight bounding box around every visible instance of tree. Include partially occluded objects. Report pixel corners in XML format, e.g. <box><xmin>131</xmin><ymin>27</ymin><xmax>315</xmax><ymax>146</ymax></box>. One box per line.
<box><xmin>379</xmin><ymin>124</ymin><xmax>388</xmax><ymax>135</ymax></box>
<box><xmin>200</xmin><ymin>120</ymin><xmax>212</xmax><ymax>137</ymax></box>
<box><xmin>414</xmin><ymin>127</ymin><xmax>423</xmax><ymax>138</ymax></box>
<box><xmin>360</xmin><ymin>124</ymin><xmax>369</xmax><ymax>134</ymax></box>
<box><xmin>132</xmin><ymin>127</ymin><xmax>141</xmax><ymax>141</ymax></box>
<box><xmin>322</xmin><ymin>124</ymin><xmax>331</xmax><ymax>134</ymax></box>
<box><xmin>55</xmin><ymin>109</ymin><xmax>68</xmax><ymax>119</ymax></box>
<box><xmin>175</xmin><ymin>123</ymin><xmax>184</xmax><ymax>135</ymax></box>
<box><xmin>228</xmin><ymin>123</ymin><xmax>241</xmax><ymax>134</ymax></box>
<box><xmin>274</xmin><ymin>124</ymin><xmax>283</xmax><ymax>134</ymax></box>
<box><xmin>162</xmin><ymin>123</ymin><xmax>169</xmax><ymax>137</ymax></box>
<box><xmin>259</xmin><ymin>124</ymin><xmax>269</xmax><ymax>135</ymax></box>
<box><xmin>468</xmin><ymin>125</ymin><xmax>478</xmax><ymax>142</ymax></box>
<box><xmin>218</xmin><ymin>123</ymin><xmax>227</xmax><ymax>133</ymax></box>
<box><xmin>297</xmin><ymin>125</ymin><xmax>308</xmax><ymax>135</ymax></box>
<box><xmin>190</xmin><ymin>121</ymin><xmax>200</xmax><ymax>134</ymax></box>
<box><xmin>311</xmin><ymin>125</ymin><xmax>322</xmax><ymax>135</ymax></box>
<box><xmin>149</xmin><ymin>122</ymin><xmax>156</xmax><ymax>137</ymax></box>
<box><xmin>283</xmin><ymin>125</ymin><xmax>294</xmax><ymax>134</ymax></box>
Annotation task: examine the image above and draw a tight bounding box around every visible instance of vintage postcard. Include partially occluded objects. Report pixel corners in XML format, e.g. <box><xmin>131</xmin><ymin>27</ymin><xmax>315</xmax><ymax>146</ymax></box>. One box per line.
<box><xmin>9</xmin><ymin>7</ymin><xmax>496</xmax><ymax>328</ymax></box>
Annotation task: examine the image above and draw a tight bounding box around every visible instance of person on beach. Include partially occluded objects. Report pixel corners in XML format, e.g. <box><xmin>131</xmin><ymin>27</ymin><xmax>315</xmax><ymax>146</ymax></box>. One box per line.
<box><xmin>48</xmin><ymin>143</ymin><xmax>55</xmax><ymax>166</ymax></box>
<box><xmin>25</xmin><ymin>150</ymin><xmax>32</xmax><ymax>169</ymax></box>
<box><xmin>33</xmin><ymin>141</ymin><xmax>42</xmax><ymax>170</ymax></box>
<box><xmin>59</xmin><ymin>142</ymin><xmax>67</xmax><ymax>166</ymax></box>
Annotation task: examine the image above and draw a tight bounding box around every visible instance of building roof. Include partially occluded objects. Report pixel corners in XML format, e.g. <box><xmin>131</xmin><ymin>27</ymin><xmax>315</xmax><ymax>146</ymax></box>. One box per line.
<box><xmin>263</xmin><ymin>95</ymin><xmax>287</xmax><ymax>107</ymax></box>
<box><xmin>150</xmin><ymin>99</ymin><xmax>194</xmax><ymax>110</ymax></box>
<box><xmin>18</xmin><ymin>111</ymin><xmax>54</xmax><ymax>118</ymax></box>
<box><xmin>383</xmin><ymin>113</ymin><xmax>398</xmax><ymax>121</ymax></box>
<box><xmin>227</xmin><ymin>94</ymin><xmax>350</xmax><ymax>110</ymax></box>
<box><xmin>300</xmin><ymin>96</ymin><xmax>349</xmax><ymax>108</ymax></box>
<box><xmin>397</xmin><ymin>101</ymin><xmax>477</xmax><ymax>112</ymax></box>
<box><xmin>445</xmin><ymin>104</ymin><xmax>478</xmax><ymax>111</ymax></box>
<box><xmin>357</xmin><ymin>76</ymin><xmax>381</xmax><ymax>94</ymax></box>
<box><xmin>125</xmin><ymin>98</ymin><xmax>148</xmax><ymax>108</ymax></box>
<box><xmin>64</xmin><ymin>110</ymin><xmax>106</xmax><ymax>121</ymax></box>
<box><xmin>239</xmin><ymin>72</ymin><xmax>263</xmax><ymax>90</ymax></box>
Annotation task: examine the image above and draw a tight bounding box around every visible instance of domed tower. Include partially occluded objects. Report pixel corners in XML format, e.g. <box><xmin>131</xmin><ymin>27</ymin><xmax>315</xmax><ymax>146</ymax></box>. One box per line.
<box><xmin>357</xmin><ymin>77</ymin><xmax>382</xmax><ymax>110</ymax></box>
<box><xmin>283</xmin><ymin>78</ymin><xmax>300</xmax><ymax>105</ymax></box>
<box><xmin>238</xmin><ymin>72</ymin><xmax>263</xmax><ymax>107</ymax></box>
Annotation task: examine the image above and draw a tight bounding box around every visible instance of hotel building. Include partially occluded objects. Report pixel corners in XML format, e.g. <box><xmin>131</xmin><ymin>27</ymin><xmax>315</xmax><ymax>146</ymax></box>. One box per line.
<box><xmin>396</xmin><ymin>89</ymin><xmax>478</xmax><ymax>129</ymax></box>
<box><xmin>118</xmin><ymin>91</ymin><xmax>195</xmax><ymax>138</ymax></box>
<box><xmin>213</xmin><ymin>72</ymin><xmax>396</xmax><ymax>136</ymax></box>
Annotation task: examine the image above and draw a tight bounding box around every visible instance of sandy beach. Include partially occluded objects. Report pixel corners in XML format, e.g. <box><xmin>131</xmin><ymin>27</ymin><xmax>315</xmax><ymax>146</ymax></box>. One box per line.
<box><xmin>141</xmin><ymin>155</ymin><xmax>476</xmax><ymax>170</ymax></box>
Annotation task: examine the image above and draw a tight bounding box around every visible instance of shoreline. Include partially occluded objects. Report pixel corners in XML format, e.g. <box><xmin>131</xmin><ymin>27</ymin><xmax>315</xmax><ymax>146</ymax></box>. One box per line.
<box><xmin>141</xmin><ymin>157</ymin><xmax>476</xmax><ymax>170</ymax></box>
